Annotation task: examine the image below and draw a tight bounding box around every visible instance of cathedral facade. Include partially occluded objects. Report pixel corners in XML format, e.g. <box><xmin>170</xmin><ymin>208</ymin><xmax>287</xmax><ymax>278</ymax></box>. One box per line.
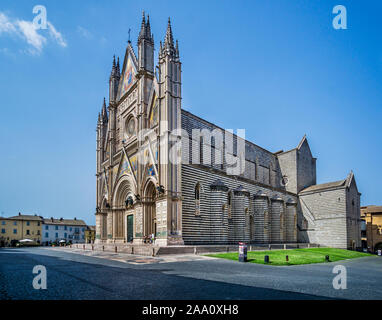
<box><xmin>95</xmin><ymin>14</ymin><xmax>361</xmax><ymax>249</ymax></box>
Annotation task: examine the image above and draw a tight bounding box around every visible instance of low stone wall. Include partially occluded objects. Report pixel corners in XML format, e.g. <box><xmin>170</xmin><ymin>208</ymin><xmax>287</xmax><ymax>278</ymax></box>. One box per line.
<box><xmin>72</xmin><ymin>243</ymin><xmax>160</xmax><ymax>256</ymax></box>
<box><xmin>70</xmin><ymin>242</ymin><xmax>319</xmax><ymax>257</ymax></box>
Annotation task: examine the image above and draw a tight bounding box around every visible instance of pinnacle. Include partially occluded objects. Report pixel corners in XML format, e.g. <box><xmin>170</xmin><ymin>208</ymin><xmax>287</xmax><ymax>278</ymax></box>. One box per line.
<box><xmin>164</xmin><ymin>17</ymin><xmax>174</xmax><ymax>47</ymax></box>
<box><xmin>110</xmin><ymin>55</ymin><xmax>117</xmax><ymax>77</ymax></box>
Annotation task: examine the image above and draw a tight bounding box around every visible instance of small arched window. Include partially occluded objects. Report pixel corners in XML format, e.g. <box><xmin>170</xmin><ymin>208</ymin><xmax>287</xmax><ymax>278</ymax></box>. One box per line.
<box><xmin>195</xmin><ymin>183</ymin><xmax>201</xmax><ymax>216</ymax></box>
<box><xmin>228</xmin><ymin>191</ymin><xmax>233</xmax><ymax>219</ymax></box>
<box><xmin>195</xmin><ymin>183</ymin><xmax>200</xmax><ymax>200</ymax></box>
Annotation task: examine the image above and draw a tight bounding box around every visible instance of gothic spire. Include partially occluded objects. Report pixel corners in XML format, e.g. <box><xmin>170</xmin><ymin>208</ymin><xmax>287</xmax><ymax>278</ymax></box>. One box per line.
<box><xmin>138</xmin><ymin>11</ymin><xmax>146</xmax><ymax>41</ymax></box>
<box><xmin>101</xmin><ymin>97</ymin><xmax>108</xmax><ymax>122</ymax></box>
<box><xmin>146</xmin><ymin>14</ymin><xmax>151</xmax><ymax>38</ymax></box>
<box><xmin>138</xmin><ymin>11</ymin><xmax>153</xmax><ymax>44</ymax></box>
<box><xmin>175</xmin><ymin>39</ymin><xmax>179</xmax><ymax>58</ymax></box>
<box><xmin>110</xmin><ymin>55</ymin><xmax>117</xmax><ymax>78</ymax></box>
<box><xmin>116</xmin><ymin>57</ymin><xmax>120</xmax><ymax>76</ymax></box>
<box><xmin>164</xmin><ymin>17</ymin><xmax>174</xmax><ymax>49</ymax></box>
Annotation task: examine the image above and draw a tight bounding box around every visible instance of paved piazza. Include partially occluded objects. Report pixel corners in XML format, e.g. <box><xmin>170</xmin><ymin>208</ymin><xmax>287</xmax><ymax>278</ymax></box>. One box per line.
<box><xmin>0</xmin><ymin>247</ymin><xmax>381</xmax><ymax>300</ymax></box>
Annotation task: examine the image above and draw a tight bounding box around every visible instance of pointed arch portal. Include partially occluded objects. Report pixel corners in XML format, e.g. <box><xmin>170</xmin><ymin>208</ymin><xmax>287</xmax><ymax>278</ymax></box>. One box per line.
<box><xmin>112</xmin><ymin>176</ymin><xmax>135</xmax><ymax>240</ymax></box>
<box><xmin>143</xmin><ymin>180</ymin><xmax>157</xmax><ymax>238</ymax></box>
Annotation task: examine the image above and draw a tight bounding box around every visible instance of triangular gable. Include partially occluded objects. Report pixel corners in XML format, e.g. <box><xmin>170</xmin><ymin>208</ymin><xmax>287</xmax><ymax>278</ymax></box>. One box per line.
<box><xmin>297</xmin><ymin>134</ymin><xmax>307</xmax><ymax>150</ymax></box>
<box><xmin>297</xmin><ymin>134</ymin><xmax>313</xmax><ymax>159</ymax></box>
<box><xmin>118</xmin><ymin>45</ymin><xmax>138</xmax><ymax>100</ymax></box>
<box><xmin>114</xmin><ymin>152</ymin><xmax>138</xmax><ymax>185</ymax></box>
<box><xmin>118</xmin><ymin>153</ymin><xmax>132</xmax><ymax>180</ymax></box>
<box><xmin>130</xmin><ymin>153</ymin><xmax>138</xmax><ymax>178</ymax></box>
<box><xmin>141</xmin><ymin>143</ymin><xmax>158</xmax><ymax>181</ymax></box>
<box><xmin>346</xmin><ymin>171</ymin><xmax>358</xmax><ymax>192</ymax></box>
<box><xmin>102</xmin><ymin>172</ymin><xmax>109</xmax><ymax>198</ymax></box>
<box><xmin>146</xmin><ymin>78</ymin><xmax>159</xmax><ymax>128</ymax></box>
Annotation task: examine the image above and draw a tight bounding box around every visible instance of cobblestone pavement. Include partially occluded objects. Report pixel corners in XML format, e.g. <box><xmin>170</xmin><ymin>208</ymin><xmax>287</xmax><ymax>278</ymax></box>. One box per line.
<box><xmin>0</xmin><ymin>247</ymin><xmax>381</xmax><ymax>300</ymax></box>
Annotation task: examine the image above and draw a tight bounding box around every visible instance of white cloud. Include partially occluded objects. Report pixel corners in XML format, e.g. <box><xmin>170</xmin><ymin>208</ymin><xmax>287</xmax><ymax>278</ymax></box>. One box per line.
<box><xmin>77</xmin><ymin>26</ymin><xmax>93</xmax><ymax>39</ymax></box>
<box><xmin>47</xmin><ymin>21</ymin><xmax>67</xmax><ymax>47</ymax></box>
<box><xmin>0</xmin><ymin>11</ymin><xmax>67</xmax><ymax>54</ymax></box>
<box><xmin>0</xmin><ymin>12</ymin><xmax>16</xmax><ymax>33</ymax></box>
<box><xmin>16</xmin><ymin>20</ymin><xmax>46</xmax><ymax>53</ymax></box>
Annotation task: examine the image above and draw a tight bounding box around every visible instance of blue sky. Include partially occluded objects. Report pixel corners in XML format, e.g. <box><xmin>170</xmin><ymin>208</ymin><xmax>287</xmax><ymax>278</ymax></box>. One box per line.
<box><xmin>0</xmin><ymin>0</ymin><xmax>381</xmax><ymax>224</ymax></box>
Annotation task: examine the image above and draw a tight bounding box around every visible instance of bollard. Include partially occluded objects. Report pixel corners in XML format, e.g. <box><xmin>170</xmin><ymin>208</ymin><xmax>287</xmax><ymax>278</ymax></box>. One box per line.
<box><xmin>92</xmin><ymin>245</ymin><xmax>94</xmax><ymax>251</ymax></box>
<box><xmin>268</xmin><ymin>244</ymin><xmax>271</xmax><ymax>250</ymax></box>
<box><xmin>132</xmin><ymin>246</ymin><xmax>134</xmax><ymax>254</ymax></box>
<box><xmin>152</xmin><ymin>248</ymin><xmax>155</xmax><ymax>257</ymax></box>
<box><xmin>194</xmin><ymin>247</ymin><xmax>197</xmax><ymax>255</ymax></box>
<box><xmin>83</xmin><ymin>245</ymin><xmax>85</xmax><ymax>250</ymax></box>
<box><xmin>264</xmin><ymin>255</ymin><xmax>270</xmax><ymax>263</ymax></box>
<box><xmin>308</xmin><ymin>243</ymin><xmax>310</xmax><ymax>248</ymax></box>
<box><xmin>115</xmin><ymin>246</ymin><xmax>117</xmax><ymax>253</ymax></box>
<box><xmin>238</xmin><ymin>242</ymin><xmax>247</xmax><ymax>262</ymax></box>
<box><xmin>102</xmin><ymin>245</ymin><xmax>104</xmax><ymax>251</ymax></box>
<box><xmin>284</xmin><ymin>244</ymin><xmax>286</xmax><ymax>250</ymax></box>
<box><xmin>286</xmin><ymin>255</ymin><xmax>289</xmax><ymax>262</ymax></box>
<box><xmin>325</xmin><ymin>255</ymin><xmax>330</xmax><ymax>262</ymax></box>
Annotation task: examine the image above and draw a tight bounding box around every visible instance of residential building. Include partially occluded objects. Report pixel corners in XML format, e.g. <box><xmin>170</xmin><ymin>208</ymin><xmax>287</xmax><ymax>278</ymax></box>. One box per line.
<box><xmin>42</xmin><ymin>217</ymin><xmax>86</xmax><ymax>245</ymax></box>
<box><xmin>84</xmin><ymin>226</ymin><xmax>96</xmax><ymax>244</ymax></box>
<box><xmin>0</xmin><ymin>213</ymin><xmax>43</xmax><ymax>246</ymax></box>
<box><xmin>360</xmin><ymin>206</ymin><xmax>382</xmax><ymax>252</ymax></box>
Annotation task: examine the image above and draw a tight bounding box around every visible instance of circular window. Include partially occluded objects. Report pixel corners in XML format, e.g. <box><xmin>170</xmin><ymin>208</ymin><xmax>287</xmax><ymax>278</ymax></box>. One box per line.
<box><xmin>281</xmin><ymin>176</ymin><xmax>289</xmax><ymax>186</ymax></box>
<box><xmin>125</xmin><ymin>117</ymin><xmax>136</xmax><ymax>137</ymax></box>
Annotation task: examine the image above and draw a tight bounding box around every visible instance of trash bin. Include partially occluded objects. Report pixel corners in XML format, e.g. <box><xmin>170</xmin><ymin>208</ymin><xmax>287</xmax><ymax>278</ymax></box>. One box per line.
<box><xmin>238</xmin><ymin>242</ymin><xmax>247</xmax><ymax>262</ymax></box>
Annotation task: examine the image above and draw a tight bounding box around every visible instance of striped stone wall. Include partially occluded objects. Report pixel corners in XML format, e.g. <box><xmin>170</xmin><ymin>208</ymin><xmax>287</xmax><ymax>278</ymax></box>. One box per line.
<box><xmin>270</xmin><ymin>199</ymin><xmax>282</xmax><ymax>242</ymax></box>
<box><xmin>181</xmin><ymin>164</ymin><xmax>298</xmax><ymax>245</ymax></box>
<box><xmin>181</xmin><ymin>110</ymin><xmax>283</xmax><ymax>189</ymax></box>
<box><xmin>253</xmin><ymin>195</ymin><xmax>268</xmax><ymax>243</ymax></box>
